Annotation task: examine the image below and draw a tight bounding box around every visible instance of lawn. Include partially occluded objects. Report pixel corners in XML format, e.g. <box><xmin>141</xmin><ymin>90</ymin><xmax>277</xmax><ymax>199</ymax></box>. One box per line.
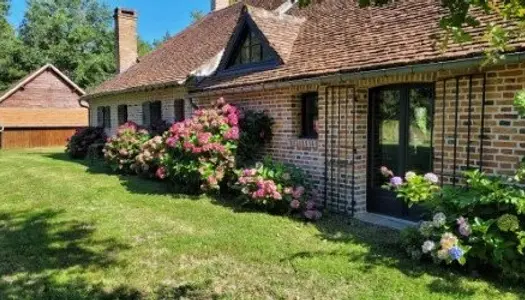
<box><xmin>0</xmin><ymin>149</ymin><xmax>523</xmax><ymax>299</ymax></box>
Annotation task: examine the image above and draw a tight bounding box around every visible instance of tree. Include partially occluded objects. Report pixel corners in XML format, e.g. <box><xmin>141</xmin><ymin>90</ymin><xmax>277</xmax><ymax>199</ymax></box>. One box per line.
<box><xmin>19</xmin><ymin>0</ymin><xmax>116</xmax><ymax>89</ymax></box>
<box><xmin>138</xmin><ymin>38</ymin><xmax>153</xmax><ymax>57</ymax></box>
<box><xmin>152</xmin><ymin>31</ymin><xmax>172</xmax><ymax>49</ymax></box>
<box><xmin>190</xmin><ymin>9</ymin><xmax>205</xmax><ymax>23</ymax></box>
<box><xmin>0</xmin><ymin>0</ymin><xmax>25</xmax><ymax>91</ymax></box>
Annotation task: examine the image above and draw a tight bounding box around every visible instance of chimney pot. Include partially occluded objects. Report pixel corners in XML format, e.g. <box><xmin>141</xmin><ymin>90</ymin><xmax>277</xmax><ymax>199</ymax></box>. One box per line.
<box><xmin>114</xmin><ymin>7</ymin><xmax>138</xmax><ymax>74</ymax></box>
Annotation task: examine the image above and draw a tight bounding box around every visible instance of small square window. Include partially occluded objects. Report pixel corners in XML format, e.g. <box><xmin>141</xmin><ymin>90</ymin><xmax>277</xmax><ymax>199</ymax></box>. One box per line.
<box><xmin>300</xmin><ymin>93</ymin><xmax>319</xmax><ymax>139</ymax></box>
<box><xmin>117</xmin><ymin>105</ymin><xmax>128</xmax><ymax>125</ymax></box>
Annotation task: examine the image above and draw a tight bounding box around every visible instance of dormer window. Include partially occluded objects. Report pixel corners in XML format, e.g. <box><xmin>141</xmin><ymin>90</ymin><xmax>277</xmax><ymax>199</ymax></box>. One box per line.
<box><xmin>226</xmin><ymin>27</ymin><xmax>273</xmax><ymax>69</ymax></box>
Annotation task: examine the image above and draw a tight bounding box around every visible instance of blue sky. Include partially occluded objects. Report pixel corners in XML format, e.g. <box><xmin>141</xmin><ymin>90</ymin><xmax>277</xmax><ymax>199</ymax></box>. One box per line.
<box><xmin>7</xmin><ymin>0</ymin><xmax>211</xmax><ymax>43</ymax></box>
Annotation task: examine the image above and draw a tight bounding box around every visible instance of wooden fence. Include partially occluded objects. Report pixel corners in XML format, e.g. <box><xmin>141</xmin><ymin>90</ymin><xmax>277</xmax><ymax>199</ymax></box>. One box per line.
<box><xmin>0</xmin><ymin>127</ymin><xmax>78</xmax><ymax>149</ymax></box>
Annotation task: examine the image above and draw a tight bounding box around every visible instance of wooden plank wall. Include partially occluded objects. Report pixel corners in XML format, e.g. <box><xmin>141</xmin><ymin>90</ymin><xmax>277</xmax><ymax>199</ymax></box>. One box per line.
<box><xmin>0</xmin><ymin>128</ymin><xmax>78</xmax><ymax>149</ymax></box>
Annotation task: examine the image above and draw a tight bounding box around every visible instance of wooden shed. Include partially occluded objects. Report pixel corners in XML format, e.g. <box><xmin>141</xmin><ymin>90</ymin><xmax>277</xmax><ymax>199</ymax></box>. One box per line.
<box><xmin>0</xmin><ymin>64</ymin><xmax>88</xmax><ymax>149</ymax></box>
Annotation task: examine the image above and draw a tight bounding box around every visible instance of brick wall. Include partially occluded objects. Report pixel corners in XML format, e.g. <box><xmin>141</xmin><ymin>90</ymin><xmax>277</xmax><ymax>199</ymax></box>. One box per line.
<box><xmin>192</xmin><ymin>62</ymin><xmax>525</xmax><ymax>214</ymax></box>
<box><xmin>0</xmin><ymin>70</ymin><xmax>83</xmax><ymax>108</ymax></box>
<box><xmin>88</xmin><ymin>86</ymin><xmax>190</xmax><ymax>135</ymax></box>
<box><xmin>88</xmin><ymin>62</ymin><xmax>525</xmax><ymax>216</ymax></box>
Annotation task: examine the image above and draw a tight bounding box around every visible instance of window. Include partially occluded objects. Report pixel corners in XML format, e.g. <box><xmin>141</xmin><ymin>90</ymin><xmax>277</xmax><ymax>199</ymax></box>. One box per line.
<box><xmin>300</xmin><ymin>92</ymin><xmax>319</xmax><ymax>139</ymax></box>
<box><xmin>227</xmin><ymin>27</ymin><xmax>272</xmax><ymax>69</ymax></box>
<box><xmin>117</xmin><ymin>105</ymin><xmax>128</xmax><ymax>125</ymax></box>
<box><xmin>97</xmin><ymin>106</ymin><xmax>111</xmax><ymax>128</ymax></box>
<box><xmin>142</xmin><ymin>101</ymin><xmax>162</xmax><ymax>126</ymax></box>
<box><xmin>174</xmin><ymin>99</ymin><xmax>185</xmax><ymax>122</ymax></box>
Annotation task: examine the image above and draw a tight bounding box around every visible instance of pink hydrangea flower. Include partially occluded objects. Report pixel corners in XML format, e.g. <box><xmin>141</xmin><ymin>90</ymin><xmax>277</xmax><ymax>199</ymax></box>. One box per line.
<box><xmin>156</xmin><ymin>167</ymin><xmax>167</xmax><ymax>179</ymax></box>
<box><xmin>290</xmin><ymin>199</ymin><xmax>300</xmax><ymax>209</ymax></box>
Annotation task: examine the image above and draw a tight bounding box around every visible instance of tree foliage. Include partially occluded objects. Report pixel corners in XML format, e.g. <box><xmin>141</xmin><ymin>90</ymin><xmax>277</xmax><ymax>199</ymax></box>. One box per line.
<box><xmin>18</xmin><ymin>0</ymin><xmax>116</xmax><ymax>89</ymax></box>
<box><xmin>0</xmin><ymin>0</ymin><xmax>25</xmax><ymax>91</ymax></box>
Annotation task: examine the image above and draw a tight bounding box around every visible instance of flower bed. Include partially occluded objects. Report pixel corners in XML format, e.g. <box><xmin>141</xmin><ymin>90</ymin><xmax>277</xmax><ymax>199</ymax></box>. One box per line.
<box><xmin>235</xmin><ymin>158</ymin><xmax>321</xmax><ymax>219</ymax></box>
<box><xmin>103</xmin><ymin>122</ymin><xmax>151</xmax><ymax>173</ymax></box>
<box><xmin>384</xmin><ymin>166</ymin><xmax>525</xmax><ymax>279</ymax></box>
<box><xmin>132</xmin><ymin>135</ymin><xmax>166</xmax><ymax>178</ymax></box>
<box><xmin>159</xmin><ymin>98</ymin><xmax>240</xmax><ymax>193</ymax></box>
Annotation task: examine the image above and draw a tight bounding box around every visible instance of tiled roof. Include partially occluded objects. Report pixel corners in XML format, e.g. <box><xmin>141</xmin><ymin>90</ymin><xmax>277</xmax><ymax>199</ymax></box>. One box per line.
<box><xmin>198</xmin><ymin>0</ymin><xmax>525</xmax><ymax>90</ymax></box>
<box><xmin>89</xmin><ymin>2</ymin><xmax>246</xmax><ymax>97</ymax></box>
<box><xmin>88</xmin><ymin>0</ymin><xmax>525</xmax><ymax>97</ymax></box>
<box><xmin>247</xmin><ymin>5</ymin><xmax>305</xmax><ymax>63</ymax></box>
<box><xmin>244</xmin><ymin>0</ymin><xmax>288</xmax><ymax>10</ymax></box>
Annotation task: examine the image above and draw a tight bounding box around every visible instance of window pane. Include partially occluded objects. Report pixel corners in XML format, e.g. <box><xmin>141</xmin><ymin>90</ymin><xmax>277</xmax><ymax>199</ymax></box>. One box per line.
<box><xmin>301</xmin><ymin>93</ymin><xmax>319</xmax><ymax>138</ymax></box>
<box><xmin>118</xmin><ymin>105</ymin><xmax>128</xmax><ymax>125</ymax></box>
<box><xmin>241</xmin><ymin>45</ymin><xmax>250</xmax><ymax>64</ymax></box>
<box><xmin>407</xmin><ymin>87</ymin><xmax>433</xmax><ymax>174</ymax></box>
<box><xmin>377</xmin><ymin>89</ymin><xmax>401</xmax><ymax>176</ymax></box>
<box><xmin>251</xmin><ymin>44</ymin><xmax>261</xmax><ymax>62</ymax></box>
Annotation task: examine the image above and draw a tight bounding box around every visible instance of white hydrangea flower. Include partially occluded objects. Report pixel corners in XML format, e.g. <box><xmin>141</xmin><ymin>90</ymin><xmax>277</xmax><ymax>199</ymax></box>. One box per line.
<box><xmin>433</xmin><ymin>212</ymin><xmax>447</xmax><ymax>228</ymax></box>
<box><xmin>405</xmin><ymin>171</ymin><xmax>417</xmax><ymax>180</ymax></box>
<box><xmin>421</xmin><ymin>240</ymin><xmax>436</xmax><ymax>254</ymax></box>
<box><xmin>419</xmin><ymin>221</ymin><xmax>434</xmax><ymax>237</ymax></box>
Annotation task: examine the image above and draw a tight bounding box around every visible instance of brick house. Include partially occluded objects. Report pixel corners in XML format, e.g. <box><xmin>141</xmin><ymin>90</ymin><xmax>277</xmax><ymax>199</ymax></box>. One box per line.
<box><xmin>84</xmin><ymin>0</ymin><xmax>525</xmax><ymax>222</ymax></box>
<box><xmin>0</xmin><ymin>64</ymin><xmax>88</xmax><ymax>149</ymax></box>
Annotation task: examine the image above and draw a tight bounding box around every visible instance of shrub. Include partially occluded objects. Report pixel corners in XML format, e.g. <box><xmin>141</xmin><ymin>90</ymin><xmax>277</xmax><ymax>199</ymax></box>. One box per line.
<box><xmin>383</xmin><ymin>166</ymin><xmax>525</xmax><ymax>279</ymax></box>
<box><xmin>234</xmin><ymin>158</ymin><xmax>322</xmax><ymax>219</ymax></box>
<box><xmin>103</xmin><ymin>122</ymin><xmax>150</xmax><ymax>173</ymax></box>
<box><xmin>148</xmin><ymin>120</ymin><xmax>172</xmax><ymax>137</ymax></box>
<box><xmin>237</xmin><ymin>110</ymin><xmax>274</xmax><ymax>166</ymax></box>
<box><xmin>159</xmin><ymin>98</ymin><xmax>239</xmax><ymax>193</ymax></box>
<box><xmin>132</xmin><ymin>135</ymin><xmax>166</xmax><ymax>178</ymax></box>
<box><xmin>65</xmin><ymin>127</ymin><xmax>106</xmax><ymax>159</ymax></box>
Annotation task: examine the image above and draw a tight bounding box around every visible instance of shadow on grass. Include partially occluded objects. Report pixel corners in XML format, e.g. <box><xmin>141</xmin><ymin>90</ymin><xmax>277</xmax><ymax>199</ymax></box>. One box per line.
<box><xmin>0</xmin><ymin>209</ymin><xmax>133</xmax><ymax>299</ymax></box>
<box><xmin>0</xmin><ymin>209</ymin><xmax>217</xmax><ymax>299</ymax></box>
<box><xmin>284</xmin><ymin>214</ymin><xmax>525</xmax><ymax>298</ymax></box>
<box><xmin>42</xmin><ymin>152</ymin><xmax>525</xmax><ymax>298</ymax></box>
<box><xmin>45</xmin><ymin>153</ymin><xmax>172</xmax><ymax>196</ymax></box>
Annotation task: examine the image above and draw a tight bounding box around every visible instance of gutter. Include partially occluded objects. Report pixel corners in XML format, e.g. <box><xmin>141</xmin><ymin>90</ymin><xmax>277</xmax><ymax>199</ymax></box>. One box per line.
<box><xmin>189</xmin><ymin>51</ymin><xmax>525</xmax><ymax>97</ymax></box>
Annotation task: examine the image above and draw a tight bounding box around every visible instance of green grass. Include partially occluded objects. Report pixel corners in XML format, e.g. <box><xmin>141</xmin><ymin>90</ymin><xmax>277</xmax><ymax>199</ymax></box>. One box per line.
<box><xmin>0</xmin><ymin>149</ymin><xmax>523</xmax><ymax>299</ymax></box>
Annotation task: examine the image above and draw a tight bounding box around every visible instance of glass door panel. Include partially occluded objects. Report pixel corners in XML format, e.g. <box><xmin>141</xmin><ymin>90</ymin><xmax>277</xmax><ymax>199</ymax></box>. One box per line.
<box><xmin>407</xmin><ymin>87</ymin><xmax>434</xmax><ymax>174</ymax></box>
<box><xmin>368</xmin><ymin>84</ymin><xmax>434</xmax><ymax>220</ymax></box>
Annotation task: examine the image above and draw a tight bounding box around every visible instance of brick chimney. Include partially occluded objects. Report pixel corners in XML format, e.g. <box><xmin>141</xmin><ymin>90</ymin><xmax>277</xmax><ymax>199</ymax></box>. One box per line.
<box><xmin>114</xmin><ymin>8</ymin><xmax>138</xmax><ymax>74</ymax></box>
<box><xmin>211</xmin><ymin>0</ymin><xmax>236</xmax><ymax>11</ymax></box>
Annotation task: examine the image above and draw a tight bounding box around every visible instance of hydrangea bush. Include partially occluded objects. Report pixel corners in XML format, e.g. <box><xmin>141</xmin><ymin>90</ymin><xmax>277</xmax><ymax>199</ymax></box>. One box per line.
<box><xmin>234</xmin><ymin>158</ymin><xmax>322</xmax><ymax>219</ymax></box>
<box><xmin>132</xmin><ymin>135</ymin><xmax>166</xmax><ymax>178</ymax></box>
<box><xmin>237</xmin><ymin>110</ymin><xmax>274</xmax><ymax>166</ymax></box>
<box><xmin>103</xmin><ymin>122</ymin><xmax>151</xmax><ymax>173</ymax></box>
<box><xmin>66</xmin><ymin>127</ymin><xmax>107</xmax><ymax>159</ymax></box>
<box><xmin>383</xmin><ymin>165</ymin><xmax>525</xmax><ymax>279</ymax></box>
<box><xmin>159</xmin><ymin>98</ymin><xmax>239</xmax><ymax>193</ymax></box>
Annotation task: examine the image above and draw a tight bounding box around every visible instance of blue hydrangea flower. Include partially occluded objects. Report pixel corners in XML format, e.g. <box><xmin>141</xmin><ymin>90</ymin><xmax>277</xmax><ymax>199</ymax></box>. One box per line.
<box><xmin>390</xmin><ymin>176</ymin><xmax>403</xmax><ymax>187</ymax></box>
<box><xmin>448</xmin><ymin>246</ymin><xmax>464</xmax><ymax>261</ymax></box>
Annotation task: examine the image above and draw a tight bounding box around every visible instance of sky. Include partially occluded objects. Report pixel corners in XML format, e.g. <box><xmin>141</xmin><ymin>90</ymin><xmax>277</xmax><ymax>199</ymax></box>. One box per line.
<box><xmin>7</xmin><ymin>0</ymin><xmax>212</xmax><ymax>43</ymax></box>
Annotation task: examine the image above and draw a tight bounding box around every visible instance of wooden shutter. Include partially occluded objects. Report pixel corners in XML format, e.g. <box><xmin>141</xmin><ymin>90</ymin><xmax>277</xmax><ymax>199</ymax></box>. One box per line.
<box><xmin>174</xmin><ymin>99</ymin><xmax>185</xmax><ymax>122</ymax></box>
<box><xmin>142</xmin><ymin>102</ymin><xmax>150</xmax><ymax>126</ymax></box>
<box><xmin>97</xmin><ymin>107</ymin><xmax>104</xmax><ymax>127</ymax></box>
<box><xmin>118</xmin><ymin>105</ymin><xmax>128</xmax><ymax>125</ymax></box>
<box><xmin>104</xmin><ymin>106</ymin><xmax>111</xmax><ymax>129</ymax></box>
